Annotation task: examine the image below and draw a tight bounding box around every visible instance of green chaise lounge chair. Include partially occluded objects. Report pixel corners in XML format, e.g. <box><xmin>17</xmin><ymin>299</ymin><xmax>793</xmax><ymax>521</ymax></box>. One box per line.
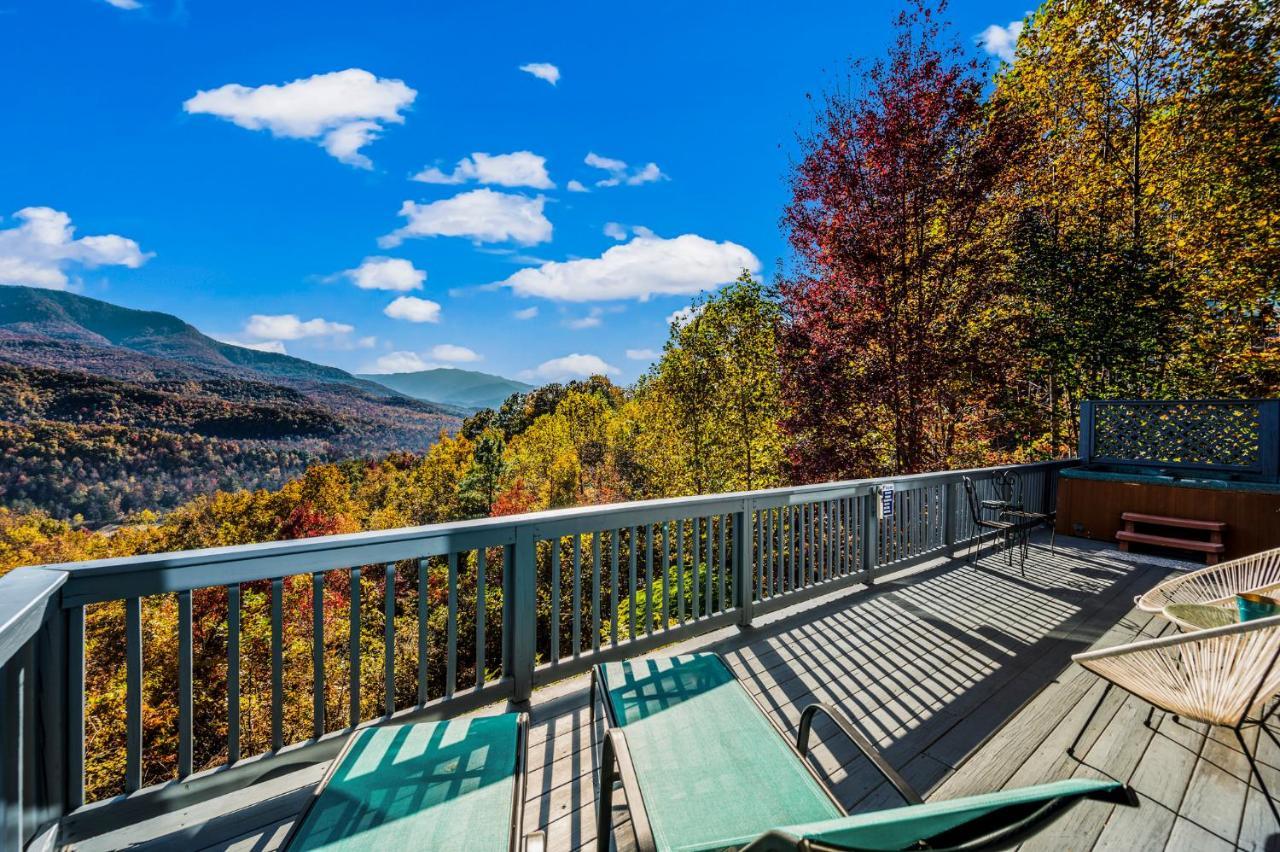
<box><xmin>590</xmin><ymin>654</ymin><xmax>1134</xmax><ymax>852</ymax></box>
<box><xmin>284</xmin><ymin>712</ymin><xmax>543</xmax><ymax>851</ymax></box>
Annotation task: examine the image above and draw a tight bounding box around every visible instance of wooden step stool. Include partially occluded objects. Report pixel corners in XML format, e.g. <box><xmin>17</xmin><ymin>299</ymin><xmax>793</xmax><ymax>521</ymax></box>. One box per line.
<box><xmin>1116</xmin><ymin>512</ymin><xmax>1226</xmax><ymax>565</ymax></box>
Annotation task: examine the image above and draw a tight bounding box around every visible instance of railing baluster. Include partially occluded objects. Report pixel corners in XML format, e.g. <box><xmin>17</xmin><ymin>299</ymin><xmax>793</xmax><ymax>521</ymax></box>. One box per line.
<box><xmin>610</xmin><ymin>530</ymin><xmax>619</xmax><ymax>646</ymax></box>
<box><xmin>349</xmin><ymin>566</ymin><xmax>361</xmax><ymax>728</ymax></box>
<box><xmin>572</xmin><ymin>535</ymin><xmax>581</xmax><ymax>655</ymax></box>
<box><xmin>312</xmin><ymin>572</ymin><xmax>325</xmax><ymax>738</ymax></box>
<box><xmin>591</xmin><ymin>534</ymin><xmax>601</xmax><ymax>652</ymax></box>
<box><xmin>551</xmin><ymin>539</ymin><xmax>561</xmax><ymax>663</ymax></box>
<box><xmin>125</xmin><ymin>596</ymin><xmax>142</xmax><ymax>793</ymax></box>
<box><xmin>178</xmin><ymin>589</ymin><xmax>192</xmax><ymax>778</ymax></box>
<box><xmin>628</xmin><ymin>527</ymin><xmax>638</xmax><ymax>640</ymax></box>
<box><xmin>476</xmin><ymin>548</ymin><xmax>487</xmax><ymax>686</ymax></box>
<box><xmin>67</xmin><ymin>605</ymin><xmax>84</xmax><ymax>810</ymax></box>
<box><xmin>446</xmin><ymin>553</ymin><xmax>458</xmax><ymax>697</ymax></box>
<box><xmin>384</xmin><ymin>563</ymin><xmax>396</xmax><ymax>716</ymax></box>
<box><xmin>677</xmin><ymin>521</ymin><xmax>686</xmax><ymax>625</ymax></box>
<box><xmin>1</xmin><ymin>647</ymin><xmax>24</xmax><ymax>848</ymax></box>
<box><xmin>718</xmin><ymin>514</ymin><xmax>727</xmax><ymax>610</ymax></box>
<box><xmin>227</xmin><ymin>584</ymin><xmax>240</xmax><ymax>763</ymax></box>
<box><xmin>645</xmin><ymin>525</ymin><xmax>654</xmax><ymax>635</ymax></box>
<box><xmin>418</xmin><ymin>558</ymin><xmax>429</xmax><ymax>706</ymax></box>
<box><xmin>704</xmin><ymin>516</ymin><xmax>713</xmax><ymax>614</ymax></box>
<box><xmin>661</xmin><ymin>522</ymin><xmax>670</xmax><ymax>631</ymax></box>
<box><xmin>271</xmin><ymin>577</ymin><xmax>283</xmax><ymax>751</ymax></box>
<box><xmin>691</xmin><ymin>519</ymin><xmax>700</xmax><ymax>618</ymax></box>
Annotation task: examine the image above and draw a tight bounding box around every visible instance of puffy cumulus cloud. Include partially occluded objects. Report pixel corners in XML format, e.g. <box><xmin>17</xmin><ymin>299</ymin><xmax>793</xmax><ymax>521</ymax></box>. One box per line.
<box><xmin>566</xmin><ymin>180</ymin><xmax>588</xmax><ymax>193</ymax></box>
<box><xmin>383</xmin><ymin>295</ymin><xmax>442</xmax><ymax>323</ymax></box>
<box><xmin>244</xmin><ymin>314</ymin><xmax>353</xmax><ymax>340</ymax></box>
<box><xmin>367</xmin><ymin>351</ymin><xmax>433</xmax><ymax>373</ymax></box>
<box><xmin>343</xmin><ymin>256</ymin><xmax>425</xmax><ymax>291</ymax></box>
<box><xmin>498</xmin><ymin>231</ymin><xmax>757</xmax><ymax>303</ymax></box>
<box><xmin>626</xmin><ymin>348</ymin><xmax>659</xmax><ymax>361</ymax></box>
<box><xmin>380</xmin><ymin>189</ymin><xmax>552</xmax><ymax>247</ymax></box>
<box><xmin>429</xmin><ymin>343</ymin><xmax>481</xmax><ymax>363</ymax></box>
<box><xmin>219</xmin><ymin>338</ymin><xmax>287</xmax><ymax>355</ymax></box>
<box><xmin>103</xmin><ymin>0</ymin><xmax>142</xmax><ymax>8</ymax></box>
<box><xmin>0</xmin><ymin>207</ymin><xmax>151</xmax><ymax>290</ymax></box>
<box><xmin>518</xmin><ymin>62</ymin><xmax>560</xmax><ymax>85</ymax></box>
<box><xmin>566</xmin><ymin>307</ymin><xmax>604</xmax><ymax>329</ymax></box>
<box><xmin>522</xmin><ymin>353</ymin><xmax>617</xmax><ymax>381</ymax></box>
<box><xmin>584</xmin><ymin>152</ymin><xmax>667</xmax><ymax>188</ymax></box>
<box><xmin>979</xmin><ymin>19</ymin><xmax>1025</xmax><ymax>63</ymax></box>
<box><xmin>603</xmin><ymin>222</ymin><xmax>628</xmax><ymax>241</ymax></box>
<box><xmin>666</xmin><ymin>303</ymin><xmax>704</xmax><ymax>327</ymax></box>
<box><xmin>413</xmin><ymin>151</ymin><xmax>553</xmax><ymax>189</ymax></box>
<box><xmin>183</xmin><ymin>69</ymin><xmax>416</xmax><ymax>168</ymax></box>
<box><xmin>513</xmin><ymin>306</ymin><xmax>539</xmax><ymax>320</ymax></box>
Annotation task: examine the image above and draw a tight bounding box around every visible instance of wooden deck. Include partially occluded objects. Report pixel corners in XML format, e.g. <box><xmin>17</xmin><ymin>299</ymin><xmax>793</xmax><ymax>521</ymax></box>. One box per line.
<box><xmin>81</xmin><ymin>536</ymin><xmax>1280</xmax><ymax>851</ymax></box>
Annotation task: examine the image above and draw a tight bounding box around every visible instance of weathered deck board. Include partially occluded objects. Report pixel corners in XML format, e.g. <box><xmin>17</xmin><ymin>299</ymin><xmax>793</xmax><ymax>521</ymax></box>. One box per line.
<box><xmin>74</xmin><ymin>537</ymin><xmax>1280</xmax><ymax>851</ymax></box>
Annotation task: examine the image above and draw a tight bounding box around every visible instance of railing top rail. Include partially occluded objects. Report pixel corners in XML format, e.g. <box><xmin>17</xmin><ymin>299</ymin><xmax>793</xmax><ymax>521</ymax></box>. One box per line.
<box><xmin>19</xmin><ymin>459</ymin><xmax>1075</xmax><ymax>587</ymax></box>
<box><xmin>0</xmin><ymin>568</ymin><xmax>66</xmax><ymax>666</ymax></box>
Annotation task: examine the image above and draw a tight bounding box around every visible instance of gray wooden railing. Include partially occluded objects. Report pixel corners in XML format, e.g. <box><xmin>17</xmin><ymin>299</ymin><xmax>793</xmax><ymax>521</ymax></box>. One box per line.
<box><xmin>0</xmin><ymin>459</ymin><xmax>1072</xmax><ymax>849</ymax></box>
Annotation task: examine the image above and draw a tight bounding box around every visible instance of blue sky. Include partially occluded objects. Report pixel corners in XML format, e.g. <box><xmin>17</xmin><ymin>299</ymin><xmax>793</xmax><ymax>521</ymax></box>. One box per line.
<box><xmin>0</xmin><ymin>0</ymin><xmax>1026</xmax><ymax>383</ymax></box>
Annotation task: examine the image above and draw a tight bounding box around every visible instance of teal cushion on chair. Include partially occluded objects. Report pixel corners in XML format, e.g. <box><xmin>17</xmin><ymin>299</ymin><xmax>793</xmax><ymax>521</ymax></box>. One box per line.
<box><xmin>288</xmin><ymin>714</ymin><xmax>519</xmax><ymax>851</ymax></box>
<box><xmin>600</xmin><ymin>654</ymin><xmax>842</xmax><ymax>852</ymax></box>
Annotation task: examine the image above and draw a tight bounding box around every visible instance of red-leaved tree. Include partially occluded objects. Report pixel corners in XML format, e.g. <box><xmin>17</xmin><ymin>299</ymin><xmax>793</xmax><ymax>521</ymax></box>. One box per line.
<box><xmin>780</xmin><ymin>0</ymin><xmax>1028</xmax><ymax>479</ymax></box>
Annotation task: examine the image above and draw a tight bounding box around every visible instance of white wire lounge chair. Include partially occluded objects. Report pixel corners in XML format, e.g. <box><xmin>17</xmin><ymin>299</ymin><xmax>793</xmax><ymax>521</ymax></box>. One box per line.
<box><xmin>1069</xmin><ymin>614</ymin><xmax>1280</xmax><ymax>823</ymax></box>
<box><xmin>1134</xmin><ymin>546</ymin><xmax>1280</xmax><ymax>619</ymax></box>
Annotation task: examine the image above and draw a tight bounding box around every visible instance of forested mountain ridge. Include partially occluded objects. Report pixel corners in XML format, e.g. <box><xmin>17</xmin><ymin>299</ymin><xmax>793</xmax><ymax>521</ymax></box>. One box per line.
<box><xmin>359</xmin><ymin>367</ymin><xmax>533</xmax><ymax>412</ymax></box>
<box><xmin>0</xmin><ymin>286</ymin><xmax>461</xmax><ymax>523</ymax></box>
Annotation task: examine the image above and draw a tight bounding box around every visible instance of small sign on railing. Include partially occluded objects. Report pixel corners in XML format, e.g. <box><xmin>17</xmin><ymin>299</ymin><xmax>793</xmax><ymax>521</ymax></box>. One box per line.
<box><xmin>879</xmin><ymin>483</ymin><xmax>895</xmax><ymax>519</ymax></box>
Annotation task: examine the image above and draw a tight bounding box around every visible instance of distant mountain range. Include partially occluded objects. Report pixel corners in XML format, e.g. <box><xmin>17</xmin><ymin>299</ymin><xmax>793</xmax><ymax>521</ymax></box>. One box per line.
<box><xmin>0</xmin><ymin>286</ymin><xmax>463</xmax><ymax>524</ymax></box>
<box><xmin>359</xmin><ymin>368</ymin><xmax>532</xmax><ymax>413</ymax></box>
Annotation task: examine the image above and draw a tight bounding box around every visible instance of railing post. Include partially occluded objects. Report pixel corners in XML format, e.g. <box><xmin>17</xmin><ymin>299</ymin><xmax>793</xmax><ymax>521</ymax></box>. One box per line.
<box><xmin>511</xmin><ymin>525</ymin><xmax>537</xmax><ymax>703</ymax></box>
<box><xmin>862</xmin><ymin>490</ymin><xmax>878</xmax><ymax>585</ymax></box>
<box><xmin>735</xmin><ymin>501</ymin><xmax>753</xmax><ymax>628</ymax></box>
<box><xmin>1078</xmin><ymin>400</ymin><xmax>1095</xmax><ymax>464</ymax></box>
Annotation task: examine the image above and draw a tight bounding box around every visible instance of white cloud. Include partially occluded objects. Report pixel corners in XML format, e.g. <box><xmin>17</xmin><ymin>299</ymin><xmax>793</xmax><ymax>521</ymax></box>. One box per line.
<box><xmin>626</xmin><ymin>348</ymin><xmax>659</xmax><ymax>361</ymax></box>
<box><xmin>380</xmin><ymin>189</ymin><xmax>552</xmax><ymax>247</ymax></box>
<box><xmin>667</xmin><ymin>303</ymin><xmax>704</xmax><ymax>327</ymax></box>
<box><xmin>343</xmin><ymin>256</ymin><xmax>424</xmax><ymax>291</ymax></box>
<box><xmin>103</xmin><ymin>0</ymin><xmax>142</xmax><ymax>8</ymax></box>
<box><xmin>368</xmin><ymin>351</ymin><xmax>433</xmax><ymax>373</ymax></box>
<box><xmin>584</xmin><ymin>152</ymin><xmax>667</xmax><ymax>188</ymax></box>
<box><xmin>0</xmin><ymin>207</ymin><xmax>151</xmax><ymax>290</ymax></box>
<box><xmin>513</xmin><ymin>306</ymin><xmax>539</xmax><ymax>320</ymax></box>
<box><xmin>412</xmin><ymin>151</ymin><xmax>553</xmax><ymax>189</ymax></box>
<box><xmin>498</xmin><ymin>231</ymin><xmax>758</xmax><ymax>303</ymax></box>
<box><xmin>244</xmin><ymin>314</ymin><xmax>353</xmax><ymax>340</ymax></box>
<box><xmin>519</xmin><ymin>62</ymin><xmax>560</xmax><ymax>85</ymax></box>
<box><xmin>384</xmin><ymin>295</ymin><xmax>442</xmax><ymax>323</ymax></box>
<box><xmin>219</xmin><ymin>338</ymin><xmax>287</xmax><ymax>355</ymax></box>
<box><xmin>522</xmin><ymin>353</ymin><xmax>618</xmax><ymax>381</ymax></box>
<box><xmin>603</xmin><ymin>222</ymin><xmax>628</xmax><ymax>241</ymax></box>
<box><xmin>567</xmin><ymin>307</ymin><xmax>604</xmax><ymax>329</ymax></box>
<box><xmin>980</xmin><ymin>19</ymin><xmax>1025</xmax><ymax>63</ymax></box>
<box><xmin>430</xmin><ymin>343</ymin><xmax>481</xmax><ymax>363</ymax></box>
<box><xmin>183</xmin><ymin>69</ymin><xmax>416</xmax><ymax>168</ymax></box>
<box><xmin>566</xmin><ymin>180</ymin><xmax>588</xmax><ymax>193</ymax></box>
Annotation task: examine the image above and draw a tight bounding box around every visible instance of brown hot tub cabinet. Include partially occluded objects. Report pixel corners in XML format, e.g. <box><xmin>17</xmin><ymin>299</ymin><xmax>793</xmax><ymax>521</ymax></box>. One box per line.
<box><xmin>1055</xmin><ymin>468</ymin><xmax>1280</xmax><ymax>562</ymax></box>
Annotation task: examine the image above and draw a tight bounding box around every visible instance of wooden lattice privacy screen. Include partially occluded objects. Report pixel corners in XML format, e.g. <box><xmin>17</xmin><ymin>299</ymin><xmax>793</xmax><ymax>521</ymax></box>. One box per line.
<box><xmin>1079</xmin><ymin>400</ymin><xmax>1280</xmax><ymax>481</ymax></box>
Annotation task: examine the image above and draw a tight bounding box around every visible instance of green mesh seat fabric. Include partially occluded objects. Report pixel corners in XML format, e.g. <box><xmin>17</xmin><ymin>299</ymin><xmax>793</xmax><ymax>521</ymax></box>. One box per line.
<box><xmin>599</xmin><ymin>654</ymin><xmax>843</xmax><ymax>852</ymax></box>
<box><xmin>734</xmin><ymin>778</ymin><xmax>1126</xmax><ymax>851</ymax></box>
<box><xmin>287</xmin><ymin>714</ymin><xmax>519</xmax><ymax>851</ymax></box>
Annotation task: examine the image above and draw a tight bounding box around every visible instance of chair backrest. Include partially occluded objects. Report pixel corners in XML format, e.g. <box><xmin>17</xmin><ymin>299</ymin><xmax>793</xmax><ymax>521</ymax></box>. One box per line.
<box><xmin>1073</xmin><ymin>613</ymin><xmax>1280</xmax><ymax>727</ymax></box>
<box><xmin>1135</xmin><ymin>546</ymin><xmax>1280</xmax><ymax>612</ymax></box>
<box><xmin>1003</xmin><ymin>470</ymin><xmax>1023</xmax><ymax>506</ymax></box>
<box><xmin>962</xmin><ymin>476</ymin><xmax>983</xmax><ymax>525</ymax></box>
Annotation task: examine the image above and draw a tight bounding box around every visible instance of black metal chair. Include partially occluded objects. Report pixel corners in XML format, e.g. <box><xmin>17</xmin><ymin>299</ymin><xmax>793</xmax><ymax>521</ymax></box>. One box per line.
<box><xmin>963</xmin><ymin>475</ymin><xmax>1023</xmax><ymax>573</ymax></box>
<box><xmin>998</xmin><ymin>470</ymin><xmax>1057</xmax><ymax>555</ymax></box>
